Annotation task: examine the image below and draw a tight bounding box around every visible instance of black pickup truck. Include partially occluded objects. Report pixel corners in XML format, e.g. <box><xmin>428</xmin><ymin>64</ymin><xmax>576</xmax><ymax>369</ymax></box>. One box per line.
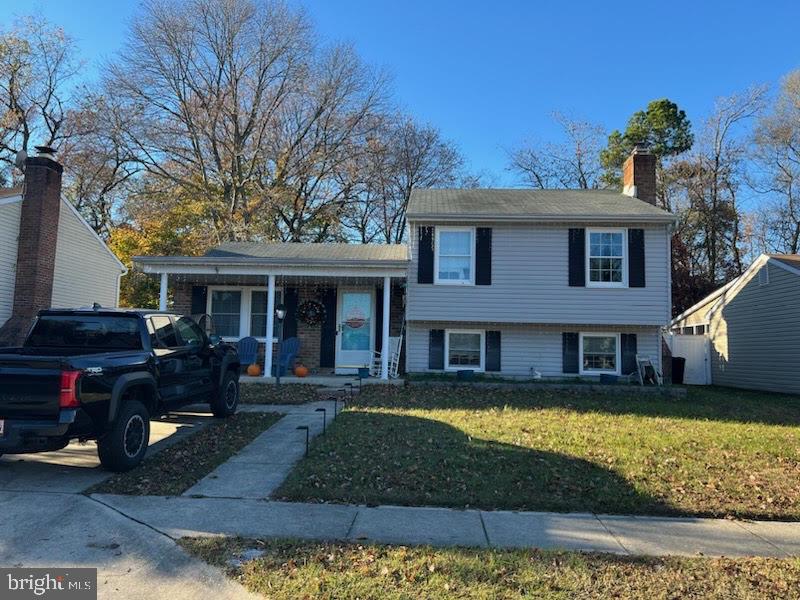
<box><xmin>0</xmin><ymin>308</ymin><xmax>241</xmax><ymax>471</ymax></box>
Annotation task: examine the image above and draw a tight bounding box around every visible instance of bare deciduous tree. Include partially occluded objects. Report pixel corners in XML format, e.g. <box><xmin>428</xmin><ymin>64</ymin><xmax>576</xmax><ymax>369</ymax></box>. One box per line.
<box><xmin>668</xmin><ymin>86</ymin><xmax>766</xmax><ymax>283</ymax></box>
<box><xmin>0</xmin><ymin>17</ymin><xmax>80</xmax><ymax>183</ymax></box>
<box><xmin>751</xmin><ymin>70</ymin><xmax>800</xmax><ymax>254</ymax></box>
<box><xmin>342</xmin><ymin>116</ymin><xmax>468</xmax><ymax>244</ymax></box>
<box><xmin>508</xmin><ymin>112</ymin><xmax>605</xmax><ymax>189</ymax></box>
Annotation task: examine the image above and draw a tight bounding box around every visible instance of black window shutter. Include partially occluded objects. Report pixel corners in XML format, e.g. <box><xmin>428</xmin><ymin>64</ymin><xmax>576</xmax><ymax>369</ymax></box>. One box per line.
<box><xmin>283</xmin><ymin>287</ymin><xmax>299</xmax><ymax>339</ymax></box>
<box><xmin>628</xmin><ymin>229</ymin><xmax>646</xmax><ymax>288</ymax></box>
<box><xmin>562</xmin><ymin>332</ymin><xmax>579</xmax><ymax>374</ymax></box>
<box><xmin>319</xmin><ymin>288</ymin><xmax>337</xmax><ymax>368</ymax></box>
<box><xmin>418</xmin><ymin>226</ymin><xmax>434</xmax><ymax>284</ymax></box>
<box><xmin>429</xmin><ymin>329</ymin><xmax>444</xmax><ymax>370</ymax></box>
<box><xmin>568</xmin><ymin>229</ymin><xmax>586</xmax><ymax>287</ymax></box>
<box><xmin>476</xmin><ymin>227</ymin><xmax>492</xmax><ymax>285</ymax></box>
<box><xmin>190</xmin><ymin>286</ymin><xmax>208</xmax><ymax>315</ymax></box>
<box><xmin>485</xmin><ymin>330</ymin><xmax>501</xmax><ymax>371</ymax></box>
<box><xmin>621</xmin><ymin>333</ymin><xmax>638</xmax><ymax>375</ymax></box>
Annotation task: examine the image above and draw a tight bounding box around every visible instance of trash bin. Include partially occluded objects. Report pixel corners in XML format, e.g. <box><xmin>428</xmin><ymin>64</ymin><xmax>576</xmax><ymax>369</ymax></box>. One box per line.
<box><xmin>672</xmin><ymin>356</ymin><xmax>686</xmax><ymax>385</ymax></box>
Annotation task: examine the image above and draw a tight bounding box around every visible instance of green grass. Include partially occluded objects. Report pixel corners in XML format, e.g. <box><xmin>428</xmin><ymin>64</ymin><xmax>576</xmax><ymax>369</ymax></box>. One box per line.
<box><xmin>239</xmin><ymin>383</ymin><xmax>319</xmax><ymax>405</ymax></box>
<box><xmin>181</xmin><ymin>537</ymin><xmax>800</xmax><ymax>599</ymax></box>
<box><xmin>276</xmin><ymin>386</ymin><xmax>800</xmax><ymax>520</ymax></box>
<box><xmin>88</xmin><ymin>412</ymin><xmax>281</xmax><ymax>496</ymax></box>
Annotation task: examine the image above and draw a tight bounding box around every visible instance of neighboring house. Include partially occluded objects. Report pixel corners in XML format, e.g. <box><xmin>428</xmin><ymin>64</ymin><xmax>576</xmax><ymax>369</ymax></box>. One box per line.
<box><xmin>133</xmin><ymin>244</ymin><xmax>407</xmax><ymax>379</ymax></box>
<box><xmin>405</xmin><ymin>146</ymin><xmax>676</xmax><ymax>379</ymax></box>
<box><xmin>670</xmin><ymin>254</ymin><xmax>800</xmax><ymax>394</ymax></box>
<box><xmin>0</xmin><ymin>149</ymin><xmax>127</xmax><ymax>346</ymax></box>
<box><xmin>135</xmin><ymin>146</ymin><xmax>676</xmax><ymax>381</ymax></box>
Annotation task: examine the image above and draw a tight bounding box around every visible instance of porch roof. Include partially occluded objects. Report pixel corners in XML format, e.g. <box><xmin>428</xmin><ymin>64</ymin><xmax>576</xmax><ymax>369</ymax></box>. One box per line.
<box><xmin>134</xmin><ymin>242</ymin><xmax>408</xmax><ymax>278</ymax></box>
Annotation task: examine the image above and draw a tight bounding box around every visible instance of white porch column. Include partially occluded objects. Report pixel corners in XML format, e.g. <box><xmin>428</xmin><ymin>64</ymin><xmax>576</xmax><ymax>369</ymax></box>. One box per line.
<box><xmin>381</xmin><ymin>276</ymin><xmax>391</xmax><ymax>379</ymax></box>
<box><xmin>263</xmin><ymin>275</ymin><xmax>276</xmax><ymax>378</ymax></box>
<box><xmin>159</xmin><ymin>273</ymin><xmax>168</xmax><ymax>311</ymax></box>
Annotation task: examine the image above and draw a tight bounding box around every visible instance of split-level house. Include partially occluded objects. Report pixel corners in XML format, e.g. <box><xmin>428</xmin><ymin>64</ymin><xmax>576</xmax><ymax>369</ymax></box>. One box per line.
<box><xmin>135</xmin><ymin>147</ymin><xmax>675</xmax><ymax>380</ymax></box>
<box><xmin>405</xmin><ymin>147</ymin><xmax>676</xmax><ymax>378</ymax></box>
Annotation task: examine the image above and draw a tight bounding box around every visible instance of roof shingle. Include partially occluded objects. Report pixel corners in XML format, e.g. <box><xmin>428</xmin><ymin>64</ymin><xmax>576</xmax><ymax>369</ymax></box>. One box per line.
<box><xmin>407</xmin><ymin>188</ymin><xmax>675</xmax><ymax>222</ymax></box>
<box><xmin>205</xmin><ymin>242</ymin><xmax>408</xmax><ymax>263</ymax></box>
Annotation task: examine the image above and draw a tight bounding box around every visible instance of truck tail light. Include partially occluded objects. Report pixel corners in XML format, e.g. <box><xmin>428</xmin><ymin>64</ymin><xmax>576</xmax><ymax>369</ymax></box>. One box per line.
<box><xmin>59</xmin><ymin>370</ymin><xmax>81</xmax><ymax>409</ymax></box>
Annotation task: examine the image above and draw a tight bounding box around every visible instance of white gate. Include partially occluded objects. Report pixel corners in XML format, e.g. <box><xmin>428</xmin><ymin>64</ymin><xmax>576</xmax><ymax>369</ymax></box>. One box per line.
<box><xmin>666</xmin><ymin>334</ymin><xmax>711</xmax><ymax>385</ymax></box>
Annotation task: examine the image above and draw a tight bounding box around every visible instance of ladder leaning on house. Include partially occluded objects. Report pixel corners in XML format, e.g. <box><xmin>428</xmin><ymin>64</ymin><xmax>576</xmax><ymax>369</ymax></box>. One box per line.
<box><xmin>635</xmin><ymin>354</ymin><xmax>663</xmax><ymax>386</ymax></box>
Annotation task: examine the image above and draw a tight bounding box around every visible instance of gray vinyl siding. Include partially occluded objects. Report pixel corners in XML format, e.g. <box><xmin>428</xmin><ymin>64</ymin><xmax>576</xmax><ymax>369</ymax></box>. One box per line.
<box><xmin>51</xmin><ymin>201</ymin><xmax>123</xmax><ymax>309</ymax></box>
<box><xmin>406</xmin><ymin>322</ymin><xmax>661</xmax><ymax>378</ymax></box>
<box><xmin>407</xmin><ymin>221</ymin><xmax>671</xmax><ymax>326</ymax></box>
<box><xmin>0</xmin><ymin>200</ymin><xmax>22</xmax><ymax>327</ymax></box>
<box><xmin>709</xmin><ymin>262</ymin><xmax>800</xmax><ymax>395</ymax></box>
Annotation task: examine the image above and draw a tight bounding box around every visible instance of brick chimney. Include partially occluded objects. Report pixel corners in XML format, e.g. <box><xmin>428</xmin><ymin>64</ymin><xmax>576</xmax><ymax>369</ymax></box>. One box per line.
<box><xmin>0</xmin><ymin>147</ymin><xmax>64</xmax><ymax>346</ymax></box>
<box><xmin>622</xmin><ymin>144</ymin><xmax>657</xmax><ymax>206</ymax></box>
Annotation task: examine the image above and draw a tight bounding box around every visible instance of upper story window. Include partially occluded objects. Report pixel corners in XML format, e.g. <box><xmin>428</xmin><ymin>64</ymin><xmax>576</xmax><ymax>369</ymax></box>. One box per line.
<box><xmin>587</xmin><ymin>229</ymin><xmax>627</xmax><ymax>287</ymax></box>
<box><xmin>435</xmin><ymin>227</ymin><xmax>474</xmax><ymax>285</ymax></box>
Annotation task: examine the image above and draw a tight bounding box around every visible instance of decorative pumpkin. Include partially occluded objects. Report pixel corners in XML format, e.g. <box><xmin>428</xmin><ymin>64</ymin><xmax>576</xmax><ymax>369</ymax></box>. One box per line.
<box><xmin>246</xmin><ymin>363</ymin><xmax>262</xmax><ymax>377</ymax></box>
<box><xmin>294</xmin><ymin>364</ymin><xmax>309</xmax><ymax>378</ymax></box>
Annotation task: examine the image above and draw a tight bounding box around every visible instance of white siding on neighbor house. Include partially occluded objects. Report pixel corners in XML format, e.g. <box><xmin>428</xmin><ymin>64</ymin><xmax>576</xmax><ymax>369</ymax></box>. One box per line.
<box><xmin>709</xmin><ymin>261</ymin><xmax>800</xmax><ymax>395</ymax></box>
<box><xmin>407</xmin><ymin>221</ymin><xmax>671</xmax><ymax>326</ymax></box>
<box><xmin>0</xmin><ymin>199</ymin><xmax>22</xmax><ymax>327</ymax></box>
<box><xmin>51</xmin><ymin>200</ymin><xmax>123</xmax><ymax>309</ymax></box>
<box><xmin>406</xmin><ymin>322</ymin><xmax>661</xmax><ymax>378</ymax></box>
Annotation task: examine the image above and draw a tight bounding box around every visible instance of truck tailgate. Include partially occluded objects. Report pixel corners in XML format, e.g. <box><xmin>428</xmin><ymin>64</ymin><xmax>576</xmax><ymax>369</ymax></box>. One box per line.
<box><xmin>0</xmin><ymin>356</ymin><xmax>62</xmax><ymax>419</ymax></box>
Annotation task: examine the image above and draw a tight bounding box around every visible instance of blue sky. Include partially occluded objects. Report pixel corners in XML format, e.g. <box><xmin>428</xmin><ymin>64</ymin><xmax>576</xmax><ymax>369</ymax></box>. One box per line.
<box><xmin>4</xmin><ymin>0</ymin><xmax>800</xmax><ymax>186</ymax></box>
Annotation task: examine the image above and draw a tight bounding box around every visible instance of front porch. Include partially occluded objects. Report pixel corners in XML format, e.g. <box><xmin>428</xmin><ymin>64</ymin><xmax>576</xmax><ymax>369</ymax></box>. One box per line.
<box><xmin>134</xmin><ymin>243</ymin><xmax>408</xmax><ymax>380</ymax></box>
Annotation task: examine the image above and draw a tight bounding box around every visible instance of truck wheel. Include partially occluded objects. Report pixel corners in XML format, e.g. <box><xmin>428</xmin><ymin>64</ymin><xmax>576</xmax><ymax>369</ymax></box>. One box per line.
<box><xmin>97</xmin><ymin>400</ymin><xmax>151</xmax><ymax>472</ymax></box>
<box><xmin>211</xmin><ymin>371</ymin><xmax>239</xmax><ymax>418</ymax></box>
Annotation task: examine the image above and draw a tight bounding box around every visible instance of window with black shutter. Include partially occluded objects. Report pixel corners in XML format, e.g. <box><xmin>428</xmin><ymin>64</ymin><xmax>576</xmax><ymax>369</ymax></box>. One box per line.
<box><xmin>428</xmin><ymin>329</ymin><xmax>444</xmax><ymax>370</ymax></box>
<box><xmin>417</xmin><ymin>226</ymin><xmax>434</xmax><ymax>284</ymax></box>
<box><xmin>475</xmin><ymin>228</ymin><xmax>492</xmax><ymax>285</ymax></box>
<box><xmin>568</xmin><ymin>229</ymin><xmax>586</xmax><ymax>287</ymax></box>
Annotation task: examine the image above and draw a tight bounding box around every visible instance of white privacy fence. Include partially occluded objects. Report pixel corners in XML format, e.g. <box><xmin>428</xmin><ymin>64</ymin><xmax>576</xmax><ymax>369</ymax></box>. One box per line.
<box><xmin>665</xmin><ymin>333</ymin><xmax>712</xmax><ymax>385</ymax></box>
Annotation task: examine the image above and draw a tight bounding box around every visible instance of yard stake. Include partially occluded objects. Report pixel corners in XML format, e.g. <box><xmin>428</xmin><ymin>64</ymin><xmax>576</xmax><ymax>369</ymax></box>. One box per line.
<box><xmin>315</xmin><ymin>407</ymin><xmax>327</xmax><ymax>434</ymax></box>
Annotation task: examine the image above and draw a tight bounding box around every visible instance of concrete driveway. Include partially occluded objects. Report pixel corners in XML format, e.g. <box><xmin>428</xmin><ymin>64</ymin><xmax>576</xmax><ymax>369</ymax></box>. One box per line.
<box><xmin>0</xmin><ymin>491</ymin><xmax>256</xmax><ymax>599</ymax></box>
<box><xmin>0</xmin><ymin>412</ymin><xmax>211</xmax><ymax>493</ymax></box>
<box><xmin>0</xmin><ymin>411</ymin><xmax>257</xmax><ymax>599</ymax></box>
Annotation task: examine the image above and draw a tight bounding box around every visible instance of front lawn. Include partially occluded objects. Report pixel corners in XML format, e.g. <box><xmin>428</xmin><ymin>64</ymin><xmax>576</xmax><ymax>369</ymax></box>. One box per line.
<box><xmin>181</xmin><ymin>537</ymin><xmax>800</xmax><ymax>599</ymax></box>
<box><xmin>276</xmin><ymin>386</ymin><xmax>800</xmax><ymax>520</ymax></box>
<box><xmin>89</xmin><ymin>412</ymin><xmax>281</xmax><ymax>496</ymax></box>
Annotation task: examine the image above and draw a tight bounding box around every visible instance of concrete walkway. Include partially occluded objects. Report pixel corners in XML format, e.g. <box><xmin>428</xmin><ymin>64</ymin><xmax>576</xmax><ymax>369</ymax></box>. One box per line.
<box><xmin>182</xmin><ymin>400</ymin><xmax>340</xmax><ymax>499</ymax></box>
<box><xmin>92</xmin><ymin>493</ymin><xmax>800</xmax><ymax>558</ymax></box>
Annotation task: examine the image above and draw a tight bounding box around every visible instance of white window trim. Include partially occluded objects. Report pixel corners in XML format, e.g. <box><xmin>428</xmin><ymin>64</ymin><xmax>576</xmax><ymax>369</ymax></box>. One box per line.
<box><xmin>206</xmin><ymin>285</ymin><xmax>283</xmax><ymax>343</ymax></box>
<box><xmin>444</xmin><ymin>329</ymin><xmax>485</xmax><ymax>372</ymax></box>
<box><xmin>586</xmin><ymin>228</ymin><xmax>628</xmax><ymax>288</ymax></box>
<box><xmin>434</xmin><ymin>226</ymin><xmax>476</xmax><ymax>286</ymax></box>
<box><xmin>579</xmin><ymin>332</ymin><xmax>621</xmax><ymax>376</ymax></box>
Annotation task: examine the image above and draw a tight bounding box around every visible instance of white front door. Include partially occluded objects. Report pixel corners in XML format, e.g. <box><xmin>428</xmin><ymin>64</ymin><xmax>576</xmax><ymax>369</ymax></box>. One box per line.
<box><xmin>335</xmin><ymin>288</ymin><xmax>375</xmax><ymax>374</ymax></box>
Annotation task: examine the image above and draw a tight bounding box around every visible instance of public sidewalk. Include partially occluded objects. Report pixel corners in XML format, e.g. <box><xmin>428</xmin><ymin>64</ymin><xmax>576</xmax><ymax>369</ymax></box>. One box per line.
<box><xmin>92</xmin><ymin>493</ymin><xmax>800</xmax><ymax>558</ymax></box>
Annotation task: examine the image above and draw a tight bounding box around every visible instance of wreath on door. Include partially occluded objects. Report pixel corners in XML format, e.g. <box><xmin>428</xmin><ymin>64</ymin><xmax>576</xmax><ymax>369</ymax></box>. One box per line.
<box><xmin>297</xmin><ymin>300</ymin><xmax>326</xmax><ymax>326</ymax></box>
